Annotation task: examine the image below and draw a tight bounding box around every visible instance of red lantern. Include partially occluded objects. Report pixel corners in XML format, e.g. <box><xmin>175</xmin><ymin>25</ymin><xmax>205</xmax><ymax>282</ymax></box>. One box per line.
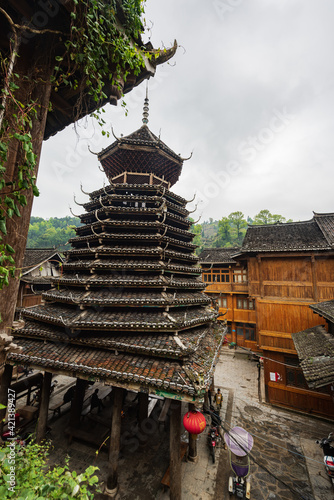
<box><xmin>183</xmin><ymin>410</ymin><xmax>206</xmax><ymax>435</ymax></box>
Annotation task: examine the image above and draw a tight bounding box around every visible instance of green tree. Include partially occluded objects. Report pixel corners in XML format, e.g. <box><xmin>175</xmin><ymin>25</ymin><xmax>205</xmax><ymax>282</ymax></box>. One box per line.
<box><xmin>253</xmin><ymin>210</ymin><xmax>290</xmax><ymax>225</ymax></box>
<box><xmin>216</xmin><ymin>217</ymin><xmax>231</xmax><ymax>247</ymax></box>
<box><xmin>0</xmin><ymin>440</ymin><xmax>99</xmax><ymax>499</ymax></box>
<box><xmin>27</xmin><ymin>216</ymin><xmax>81</xmax><ymax>250</ymax></box>
<box><xmin>228</xmin><ymin>211</ymin><xmax>247</xmax><ymax>244</ymax></box>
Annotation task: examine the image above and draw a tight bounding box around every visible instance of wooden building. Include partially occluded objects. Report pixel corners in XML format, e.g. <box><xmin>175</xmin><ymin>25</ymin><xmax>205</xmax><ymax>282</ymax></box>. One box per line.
<box><xmin>3</xmin><ymin>105</ymin><xmax>224</xmax><ymax>497</ymax></box>
<box><xmin>237</xmin><ymin>213</ymin><xmax>334</xmax><ymax>418</ymax></box>
<box><xmin>199</xmin><ymin>248</ymin><xmax>257</xmax><ymax>350</ymax></box>
<box><xmin>16</xmin><ymin>248</ymin><xmax>63</xmax><ymax>314</ymax></box>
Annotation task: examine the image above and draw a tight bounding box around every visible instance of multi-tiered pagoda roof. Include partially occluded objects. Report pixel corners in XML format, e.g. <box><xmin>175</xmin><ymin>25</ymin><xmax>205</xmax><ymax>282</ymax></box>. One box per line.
<box><xmin>10</xmin><ymin>108</ymin><xmax>224</xmax><ymax>403</ymax></box>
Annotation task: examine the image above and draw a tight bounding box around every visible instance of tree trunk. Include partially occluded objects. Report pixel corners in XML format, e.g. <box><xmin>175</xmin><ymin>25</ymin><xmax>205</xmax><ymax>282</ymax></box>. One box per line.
<box><xmin>0</xmin><ymin>37</ymin><xmax>53</xmax><ymax>335</ymax></box>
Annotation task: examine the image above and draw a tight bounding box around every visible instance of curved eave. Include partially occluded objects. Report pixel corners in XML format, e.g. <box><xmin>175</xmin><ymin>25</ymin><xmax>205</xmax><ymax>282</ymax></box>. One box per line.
<box><xmin>44</xmin><ymin>42</ymin><xmax>177</xmax><ymax>140</ymax></box>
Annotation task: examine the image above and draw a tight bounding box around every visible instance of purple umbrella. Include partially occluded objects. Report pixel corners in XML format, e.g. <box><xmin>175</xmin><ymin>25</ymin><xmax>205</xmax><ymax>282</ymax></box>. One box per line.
<box><xmin>224</xmin><ymin>426</ymin><xmax>254</xmax><ymax>456</ymax></box>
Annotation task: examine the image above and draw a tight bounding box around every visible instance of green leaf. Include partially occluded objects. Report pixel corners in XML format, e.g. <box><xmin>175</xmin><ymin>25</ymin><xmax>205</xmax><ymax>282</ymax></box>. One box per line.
<box><xmin>13</xmin><ymin>205</ymin><xmax>21</xmax><ymax>217</ymax></box>
<box><xmin>5</xmin><ymin>244</ymin><xmax>15</xmax><ymax>254</ymax></box>
<box><xmin>0</xmin><ymin>219</ymin><xmax>7</xmax><ymax>235</ymax></box>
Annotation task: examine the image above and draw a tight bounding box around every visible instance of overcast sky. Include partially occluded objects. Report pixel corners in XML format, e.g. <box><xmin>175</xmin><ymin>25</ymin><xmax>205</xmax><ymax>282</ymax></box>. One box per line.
<box><xmin>33</xmin><ymin>0</ymin><xmax>334</xmax><ymax>223</ymax></box>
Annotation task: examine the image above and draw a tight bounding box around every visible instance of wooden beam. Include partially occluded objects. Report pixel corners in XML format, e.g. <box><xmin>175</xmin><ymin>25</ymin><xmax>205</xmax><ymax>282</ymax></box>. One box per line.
<box><xmin>36</xmin><ymin>371</ymin><xmax>52</xmax><ymax>443</ymax></box>
<box><xmin>187</xmin><ymin>403</ymin><xmax>198</xmax><ymax>463</ymax></box>
<box><xmin>106</xmin><ymin>387</ymin><xmax>124</xmax><ymax>497</ymax></box>
<box><xmin>169</xmin><ymin>400</ymin><xmax>181</xmax><ymax>500</ymax></box>
<box><xmin>138</xmin><ymin>392</ymin><xmax>148</xmax><ymax>425</ymax></box>
<box><xmin>311</xmin><ymin>255</ymin><xmax>318</xmax><ymax>301</ymax></box>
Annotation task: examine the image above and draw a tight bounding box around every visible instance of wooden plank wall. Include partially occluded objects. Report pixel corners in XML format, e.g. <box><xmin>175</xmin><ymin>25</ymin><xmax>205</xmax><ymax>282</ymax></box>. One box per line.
<box><xmin>264</xmin><ymin>352</ymin><xmax>334</xmax><ymax>418</ymax></box>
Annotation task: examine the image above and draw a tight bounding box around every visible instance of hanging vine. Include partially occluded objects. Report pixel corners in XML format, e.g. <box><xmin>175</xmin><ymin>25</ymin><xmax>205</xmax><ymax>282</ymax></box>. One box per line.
<box><xmin>0</xmin><ymin>0</ymin><xmax>151</xmax><ymax>292</ymax></box>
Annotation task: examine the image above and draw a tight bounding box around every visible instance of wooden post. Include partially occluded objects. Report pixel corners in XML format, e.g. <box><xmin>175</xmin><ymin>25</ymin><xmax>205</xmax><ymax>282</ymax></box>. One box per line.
<box><xmin>36</xmin><ymin>371</ymin><xmax>52</xmax><ymax>443</ymax></box>
<box><xmin>311</xmin><ymin>255</ymin><xmax>318</xmax><ymax>302</ymax></box>
<box><xmin>187</xmin><ymin>403</ymin><xmax>198</xmax><ymax>463</ymax></box>
<box><xmin>69</xmin><ymin>378</ymin><xmax>86</xmax><ymax>429</ymax></box>
<box><xmin>0</xmin><ymin>364</ymin><xmax>13</xmax><ymax>436</ymax></box>
<box><xmin>138</xmin><ymin>392</ymin><xmax>148</xmax><ymax>425</ymax></box>
<box><xmin>170</xmin><ymin>400</ymin><xmax>182</xmax><ymax>500</ymax></box>
<box><xmin>106</xmin><ymin>387</ymin><xmax>124</xmax><ymax>497</ymax></box>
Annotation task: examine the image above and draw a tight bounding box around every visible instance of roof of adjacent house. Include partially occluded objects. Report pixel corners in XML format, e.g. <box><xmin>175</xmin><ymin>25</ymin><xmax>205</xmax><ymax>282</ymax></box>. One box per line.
<box><xmin>291</xmin><ymin>325</ymin><xmax>334</xmax><ymax>389</ymax></box>
<box><xmin>22</xmin><ymin>249</ymin><xmax>63</xmax><ymax>276</ymax></box>
<box><xmin>240</xmin><ymin>213</ymin><xmax>334</xmax><ymax>253</ymax></box>
<box><xmin>198</xmin><ymin>248</ymin><xmax>240</xmax><ymax>264</ymax></box>
<box><xmin>309</xmin><ymin>299</ymin><xmax>334</xmax><ymax>324</ymax></box>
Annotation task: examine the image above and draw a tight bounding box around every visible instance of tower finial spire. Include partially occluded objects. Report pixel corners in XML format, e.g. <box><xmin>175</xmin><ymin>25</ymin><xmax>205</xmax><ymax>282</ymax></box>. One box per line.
<box><xmin>142</xmin><ymin>82</ymin><xmax>149</xmax><ymax>125</ymax></box>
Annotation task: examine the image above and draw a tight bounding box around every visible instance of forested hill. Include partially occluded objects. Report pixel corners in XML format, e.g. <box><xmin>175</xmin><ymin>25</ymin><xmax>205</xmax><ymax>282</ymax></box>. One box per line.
<box><xmin>27</xmin><ymin>217</ymin><xmax>81</xmax><ymax>251</ymax></box>
<box><xmin>27</xmin><ymin>210</ymin><xmax>291</xmax><ymax>253</ymax></box>
<box><xmin>192</xmin><ymin>210</ymin><xmax>292</xmax><ymax>254</ymax></box>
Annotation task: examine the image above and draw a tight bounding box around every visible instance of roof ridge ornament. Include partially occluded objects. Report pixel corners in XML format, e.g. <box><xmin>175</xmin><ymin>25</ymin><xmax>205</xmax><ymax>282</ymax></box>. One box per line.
<box><xmin>142</xmin><ymin>82</ymin><xmax>149</xmax><ymax>125</ymax></box>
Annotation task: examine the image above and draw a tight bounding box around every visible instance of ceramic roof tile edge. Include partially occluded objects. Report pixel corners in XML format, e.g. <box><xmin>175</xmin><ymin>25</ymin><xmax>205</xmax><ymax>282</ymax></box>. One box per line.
<box><xmin>199</xmin><ymin>247</ymin><xmax>241</xmax><ymax>264</ymax></box>
<box><xmin>22</xmin><ymin>249</ymin><xmax>64</xmax><ymax>276</ymax></box>
<box><xmin>291</xmin><ymin>325</ymin><xmax>334</xmax><ymax>389</ymax></box>
<box><xmin>313</xmin><ymin>212</ymin><xmax>334</xmax><ymax>247</ymax></box>
<box><xmin>309</xmin><ymin>299</ymin><xmax>334</xmax><ymax>323</ymax></box>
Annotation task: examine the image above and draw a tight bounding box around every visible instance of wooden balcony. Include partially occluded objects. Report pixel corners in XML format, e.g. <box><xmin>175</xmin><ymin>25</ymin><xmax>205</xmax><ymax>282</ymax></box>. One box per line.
<box><xmin>205</xmin><ymin>282</ymin><xmax>249</xmax><ymax>294</ymax></box>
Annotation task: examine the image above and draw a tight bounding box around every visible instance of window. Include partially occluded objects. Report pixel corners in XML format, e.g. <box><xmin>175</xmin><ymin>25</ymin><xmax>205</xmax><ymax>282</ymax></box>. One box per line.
<box><xmin>285</xmin><ymin>357</ymin><xmax>308</xmax><ymax>389</ymax></box>
<box><xmin>201</xmin><ymin>267</ymin><xmax>230</xmax><ymax>283</ymax></box>
<box><xmin>219</xmin><ymin>296</ymin><xmax>227</xmax><ymax>308</ymax></box>
<box><xmin>244</xmin><ymin>325</ymin><xmax>255</xmax><ymax>341</ymax></box>
<box><xmin>236</xmin><ymin>323</ymin><xmax>256</xmax><ymax>341</ymax></box>
<box><xmin>233</xmin><ymin>269</ymin><xmax>247</xmax><ymax>283</ymax></box>
<box><xmin>236</xmin><ymin>297</ymin><xmax>255</xmax><ymax>310</ymax></box>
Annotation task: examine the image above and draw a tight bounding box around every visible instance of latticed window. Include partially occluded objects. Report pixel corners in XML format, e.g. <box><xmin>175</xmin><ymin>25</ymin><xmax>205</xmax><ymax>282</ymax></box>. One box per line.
<box><xmin>233</xmin><ymin>269</ymin><xmax>247</xmax><ymax>283</ymax></box>
<box><xmin>285</xmin><ymin>357</ymin><xmax>308</xmax><ymax>389</ymax></box>
<box><xmin>219</xmin><ymin>296</ymin><xmax>227</xmax><ymax>308</ymax></box>
<box><xmin>236</xmin><ymin>297</ymin><xmax>255</xmax><ymax>310</ymax></box>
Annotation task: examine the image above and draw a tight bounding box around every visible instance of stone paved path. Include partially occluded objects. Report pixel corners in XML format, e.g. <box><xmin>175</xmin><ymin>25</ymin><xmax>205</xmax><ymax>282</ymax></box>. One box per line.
<box><xmin>214</xmin><ymin>347</ymin><xmax>334</xmax><ymax>500</ymax></box>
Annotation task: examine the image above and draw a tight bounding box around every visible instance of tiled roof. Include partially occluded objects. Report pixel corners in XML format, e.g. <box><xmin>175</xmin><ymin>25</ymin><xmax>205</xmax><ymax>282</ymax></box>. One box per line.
<box><xmin>23</xmin><ymin>304</ymin><xmax>216</xmax><ymax>331</ymax></box>
<box><xmin>309</xmin><ymin>300</ymin><xmax>334</xmax><ymax>324</ymax></box>
<box><xmin>9</xmin><ymin>325</ymin><xmax>224</xmax><ymax>397</ymax></box>
<box><xmin>51</xmin><ymin>273</ymin><xmax>205</xmax><ymax>289</ymax></box>
<box><xmin>314</xmin><ymin>213</ymin><xmax>334</xmax><ymax>247</ymax></box>
<box><xmin>291</xmin><ymin>326</ymin><xmax>334</xmax><ymax>389</ymax></box>
<box><xmin>199</xmin><ymin>247</ymin><xmax>240</xmax><ymax>264</ymax></box>
<box><xmin>22</xmin><ymin>249</ymin><xmax>63</xmax><ymax>275</ymax></box>
<box><xmin>15</xmin><ymin>322</ymin><xmax>211</xmax><ymax>359</ymax></box>
<box><xmin>98</xmin><ymin>125</ymin><xmax>183</xmax><ymax>187</ymax></box>
<box><xmin>99</xmin><ymin>125</ymin><xmax>182</xmax><ymax>164</ymax></box>
<box><xmin>89</xmin><ymin>183</ymin><xmax>187</xmax><ymax>207</ymax></box>
<box><xmin>43</xmin><ymin>289</ymin><xmax>210</xmax><ymax>307</ymax></box>
<box><xmin>62</xmin><ymin>259</ymin><xmax>201</xmax><ymax>275</ymax></box>
<box><xmin>66</xmin><ymin>246</ymin><xmax>198</xmax><ymax>263</ymax></box>
<box><xmin>240</xmin><ymin>214</ymin><xmax>334</xmax><ymax>253</ymax></box>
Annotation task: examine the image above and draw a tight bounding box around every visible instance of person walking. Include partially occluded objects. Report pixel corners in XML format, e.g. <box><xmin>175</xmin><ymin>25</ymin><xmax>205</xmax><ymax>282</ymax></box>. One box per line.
<box><xmin>214</xmin><ymin>388</ymin><xmax>223</xmax><ymax>413</ymax></box>
<box><xmin>91</xmin><ymin>389</ymin><xmax>104</xmax><ymax>413</ymax></box>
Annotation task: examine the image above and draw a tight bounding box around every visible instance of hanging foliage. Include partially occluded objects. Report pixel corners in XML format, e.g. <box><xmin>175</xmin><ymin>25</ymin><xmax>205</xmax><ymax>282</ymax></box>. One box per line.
<box><xmin>0</xmin><ymin>0</ymin><xmax>150</xmax><ymax>292</ymax></box>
